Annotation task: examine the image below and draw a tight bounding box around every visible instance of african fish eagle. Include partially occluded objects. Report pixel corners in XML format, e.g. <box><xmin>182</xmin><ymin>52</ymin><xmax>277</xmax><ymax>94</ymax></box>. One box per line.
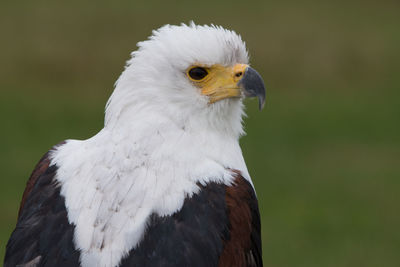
<box><xmin>5</xmin><ymin>23</ymin><xmax>266</xmax><ymax>267</ymax></box>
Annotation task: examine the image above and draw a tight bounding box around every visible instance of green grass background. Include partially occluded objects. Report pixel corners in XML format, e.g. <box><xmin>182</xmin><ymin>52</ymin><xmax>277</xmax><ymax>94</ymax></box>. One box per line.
<box><xmin>1</xmin><ymin>0</ymin><xmax>399</xmax><ymax>265</ymax></box>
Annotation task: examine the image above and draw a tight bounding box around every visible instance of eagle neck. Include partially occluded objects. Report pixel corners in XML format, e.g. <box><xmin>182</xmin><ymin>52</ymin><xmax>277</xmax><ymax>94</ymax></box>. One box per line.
<box><xmin>51</xmin><ymin>106</ymin><xmax>251</xmax><ymax>267</ymax></box>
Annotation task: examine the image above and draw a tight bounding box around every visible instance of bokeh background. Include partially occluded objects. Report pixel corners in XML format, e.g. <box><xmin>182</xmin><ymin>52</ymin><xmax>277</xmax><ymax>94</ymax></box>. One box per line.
<box><xmin>1</xmin><ymin>0</ymin><xmax>399</xmax><ymax>265</ymax></box>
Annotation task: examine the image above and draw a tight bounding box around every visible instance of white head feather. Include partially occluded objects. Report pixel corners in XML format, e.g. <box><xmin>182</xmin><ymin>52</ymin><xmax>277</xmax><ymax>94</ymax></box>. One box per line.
<box><xmin>105</xmin><ymin>23</ymin><xmax>249</xmax><ymax>138</ymax></box>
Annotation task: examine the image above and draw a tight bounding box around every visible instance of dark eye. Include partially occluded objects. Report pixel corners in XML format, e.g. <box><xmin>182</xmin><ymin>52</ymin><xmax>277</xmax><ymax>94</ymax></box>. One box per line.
<box><xmin>188</xmin><ymin>67</ymin><xmax>208</xmax><ymax>80</ymax></box>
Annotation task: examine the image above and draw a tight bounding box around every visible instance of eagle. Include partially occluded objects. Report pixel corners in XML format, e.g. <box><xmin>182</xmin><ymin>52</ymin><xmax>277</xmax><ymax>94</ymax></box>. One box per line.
<box><xmin>5</xmin><ymin>23</ymin><xmax>266</xmax><ymax>267</ymax></box>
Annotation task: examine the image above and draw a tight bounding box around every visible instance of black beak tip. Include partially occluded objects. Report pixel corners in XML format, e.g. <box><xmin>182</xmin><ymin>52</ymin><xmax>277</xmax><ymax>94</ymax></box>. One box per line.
<box><xmin>258</xmin><ymin>96</ymin><xmax>265</xmax><ymax>110</ymax></box>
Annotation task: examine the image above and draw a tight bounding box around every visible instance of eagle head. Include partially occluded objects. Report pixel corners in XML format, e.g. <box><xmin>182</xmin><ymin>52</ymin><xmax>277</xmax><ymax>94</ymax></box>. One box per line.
<box><xmin>105</xmin><ymin>23</ymin><xmax>266</xmax><ymax>139</ymax></box>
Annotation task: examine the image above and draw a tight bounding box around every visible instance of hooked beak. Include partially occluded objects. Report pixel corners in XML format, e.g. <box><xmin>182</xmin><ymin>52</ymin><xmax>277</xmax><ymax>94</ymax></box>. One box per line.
<box><xmin>238</xmin><ymin>66</ymin><xmax>266</xmax><ymax>110</ymax></box>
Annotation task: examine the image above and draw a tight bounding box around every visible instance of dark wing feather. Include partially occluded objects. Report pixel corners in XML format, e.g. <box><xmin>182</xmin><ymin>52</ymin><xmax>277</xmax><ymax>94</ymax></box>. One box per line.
<box><xmin>4</xmin><ymin>143</ymin><xmax>80</xmax><ymax>267</ymax></box>
<box><xmin>119</xmin><ymin>182</ymin><xmax>230</xmax><ymax>267</ymax></box>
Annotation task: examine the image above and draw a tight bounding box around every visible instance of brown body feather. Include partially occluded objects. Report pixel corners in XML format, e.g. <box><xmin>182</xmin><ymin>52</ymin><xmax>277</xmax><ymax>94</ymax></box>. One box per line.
<box><xmin>219</xmin><ymin>171</ymin><xmax>262</xmax><ymax>267</ymax></box>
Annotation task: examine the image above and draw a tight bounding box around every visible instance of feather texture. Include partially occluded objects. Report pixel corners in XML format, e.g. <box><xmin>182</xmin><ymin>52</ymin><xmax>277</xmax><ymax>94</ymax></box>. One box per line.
<box><xmin>5</xmin><ymin>23</ymin><xmax>262</xmax><ymax>267</ymax></box>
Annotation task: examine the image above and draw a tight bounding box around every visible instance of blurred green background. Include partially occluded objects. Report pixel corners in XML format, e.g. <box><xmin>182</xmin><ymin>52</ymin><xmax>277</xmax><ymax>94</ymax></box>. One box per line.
<box><xmin>1</xmin><ymin>0</ymin><xmax>399</xmax><ymax>266</ymax></box>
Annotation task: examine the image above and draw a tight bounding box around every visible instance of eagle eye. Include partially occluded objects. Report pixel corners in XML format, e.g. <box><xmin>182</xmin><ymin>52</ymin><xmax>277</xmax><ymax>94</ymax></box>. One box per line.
<box><xmin>188</xmin><ymin>67</ymin><xmax>208</xmax><ymax>81</ymax></box>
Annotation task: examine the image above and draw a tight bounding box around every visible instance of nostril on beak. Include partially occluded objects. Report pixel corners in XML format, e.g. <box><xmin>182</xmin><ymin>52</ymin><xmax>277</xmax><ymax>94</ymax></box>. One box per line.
<box><xmin>235</xmin><ymin>71</ymin><xmax>243</xmax><ymax>78</ymax></box>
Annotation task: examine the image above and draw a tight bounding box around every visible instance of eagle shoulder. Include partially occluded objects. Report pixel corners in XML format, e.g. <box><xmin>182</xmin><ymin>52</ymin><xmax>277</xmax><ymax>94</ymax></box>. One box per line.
<box><xmin>5</xmin><ymin>142</ymin><xmax>80</xmax><ymax>267</ymax></box>
<box><xmin>18</xmin><ymin>146</ymin><xmax>53</xmax><ymax>218</ymax></box>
